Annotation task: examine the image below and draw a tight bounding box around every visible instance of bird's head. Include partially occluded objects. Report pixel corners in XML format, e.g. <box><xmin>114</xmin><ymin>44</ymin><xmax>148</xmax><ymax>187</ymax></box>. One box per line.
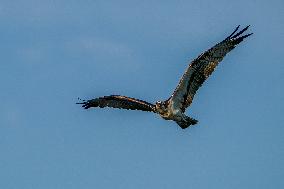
<box><xmin>155</xmin><ymin>100</ymin><xmax>167</xmax><ymax>114</ymax></box>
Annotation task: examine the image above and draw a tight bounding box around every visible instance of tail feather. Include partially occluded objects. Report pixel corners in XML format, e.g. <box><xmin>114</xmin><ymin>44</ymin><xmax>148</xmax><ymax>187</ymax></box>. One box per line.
<box><xmin>176</xmin><ymin>117</ymin><xmax>198</xmax><ymax>129</ymax></box>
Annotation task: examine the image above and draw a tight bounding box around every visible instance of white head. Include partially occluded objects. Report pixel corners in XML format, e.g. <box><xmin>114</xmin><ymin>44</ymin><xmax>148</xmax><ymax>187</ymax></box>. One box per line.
<box><xmin>155</xmin><ymin>100</ymin><xmax>167</xmax><ymax>114</ymax></box>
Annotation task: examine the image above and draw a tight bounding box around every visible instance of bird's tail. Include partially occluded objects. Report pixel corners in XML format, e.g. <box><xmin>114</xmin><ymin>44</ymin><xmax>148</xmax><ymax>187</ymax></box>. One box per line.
<box><xmin>175</xmin><ymin>116</ymin><xmax>198</xmax><ymax>129</ymax></box>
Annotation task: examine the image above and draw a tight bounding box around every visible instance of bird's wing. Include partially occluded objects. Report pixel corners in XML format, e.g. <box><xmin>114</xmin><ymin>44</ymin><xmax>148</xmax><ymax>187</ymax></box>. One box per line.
<box><xmin>169</xmin><ymin>25</ymin><xmax>253</xmax><ymax>112</ymax></box>
<box><xmin>77</xmin><ymin>95</ymin><xmax>156</xmax><ymax>112</ymax></box>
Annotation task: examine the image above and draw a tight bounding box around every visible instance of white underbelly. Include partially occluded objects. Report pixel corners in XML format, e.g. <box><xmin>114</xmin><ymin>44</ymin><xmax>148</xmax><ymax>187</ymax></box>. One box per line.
<box><xmin>160</xmin><ymin>103</ymin><xmax>182</xmax><ymax>120</ymax></box>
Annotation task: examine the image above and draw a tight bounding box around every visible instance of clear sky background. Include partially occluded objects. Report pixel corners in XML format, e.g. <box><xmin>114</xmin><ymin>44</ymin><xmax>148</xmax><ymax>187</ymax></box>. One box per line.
<box><xmin>0</xmin><ymin>0</ymin><xmax>283</xmax><ymax>188</ymax></box>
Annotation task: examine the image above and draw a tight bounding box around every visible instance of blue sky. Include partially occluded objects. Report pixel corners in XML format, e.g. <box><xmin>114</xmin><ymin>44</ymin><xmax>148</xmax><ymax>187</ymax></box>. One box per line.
<box><xmin>0</xmin><ymin>0</ymin><xmax>283</xmax><ymax>188</ymax></box>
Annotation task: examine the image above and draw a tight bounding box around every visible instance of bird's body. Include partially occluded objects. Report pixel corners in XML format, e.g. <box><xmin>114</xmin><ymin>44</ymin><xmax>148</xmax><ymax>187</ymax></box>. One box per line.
<box><xmin>77</xmin><ymin>25</ymin><xmax>253</xmax><ymax>129</ymax></box>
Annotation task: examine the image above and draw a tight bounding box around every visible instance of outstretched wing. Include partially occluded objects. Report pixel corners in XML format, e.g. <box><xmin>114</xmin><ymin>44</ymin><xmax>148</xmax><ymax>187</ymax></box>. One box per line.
<box><xmin>169</xmin><ymin>25</ymin><xmax>253</xmax><ymax>112</ymax></box>
<box><xmin>77</xmin><ymin>95</ymin><xmax>156</xmax><ymax>112</ymax></box>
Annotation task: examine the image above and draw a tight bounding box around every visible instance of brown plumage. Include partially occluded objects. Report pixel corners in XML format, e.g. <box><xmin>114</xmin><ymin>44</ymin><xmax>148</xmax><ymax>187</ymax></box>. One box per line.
<box><xmin>77</xmin><ymin>25</ymin><xmax>253</xmax><ymax>129</ymax></box>
<box><xmin>170</xmin><ymin>25</ymin><xmax>253</xmax><ymax>113</ymax></box>
<box><xmin>78</xmin><ymin>95</ymin><xmax>155</xmax><ymax>112</ymax></box>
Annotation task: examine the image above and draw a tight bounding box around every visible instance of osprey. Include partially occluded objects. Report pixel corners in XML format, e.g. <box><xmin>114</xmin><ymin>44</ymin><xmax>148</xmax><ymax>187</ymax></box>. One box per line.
<box><xmin>77</xmin><ymin>25</ymin><xmax>252</xmax><ymax>129</ymax></box>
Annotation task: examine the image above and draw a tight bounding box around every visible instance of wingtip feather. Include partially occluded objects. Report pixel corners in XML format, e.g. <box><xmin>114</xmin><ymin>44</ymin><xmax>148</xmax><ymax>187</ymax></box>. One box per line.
<box><xmin>231</xmin><ymin>25</ymin><xmax>251</xmax><ymax>39</ymax></box>
<box><xmin>227</xmin><ymin>25</ymin><xmax>241</xmax><ymax>39</ymax></box>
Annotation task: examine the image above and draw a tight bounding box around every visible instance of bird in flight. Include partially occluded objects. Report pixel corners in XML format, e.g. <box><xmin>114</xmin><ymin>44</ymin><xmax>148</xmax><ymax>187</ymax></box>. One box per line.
<box><xmin>77</xmin><ymin>25</ymin><xmax>253</xmax><ymax>129</ymax></box>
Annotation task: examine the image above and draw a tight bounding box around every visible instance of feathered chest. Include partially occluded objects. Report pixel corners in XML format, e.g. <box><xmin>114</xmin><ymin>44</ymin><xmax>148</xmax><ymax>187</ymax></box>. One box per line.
<box><xmin>157</xmin><ymin>100</ymin><xmax>182</xmax><ymax>120</ymax></box>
